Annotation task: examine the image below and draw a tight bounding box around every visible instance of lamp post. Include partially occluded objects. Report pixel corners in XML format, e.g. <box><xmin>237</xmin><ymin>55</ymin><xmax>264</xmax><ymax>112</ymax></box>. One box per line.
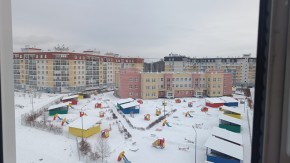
<box><xmin>192</xmin><ymin>125</ymin><xmax>197</xmax><ymax>163</ymax></box>
<box><xmin>80</xmin><ymin>104</ymin><xmax>87</xmax><ymax>141</ymax></box>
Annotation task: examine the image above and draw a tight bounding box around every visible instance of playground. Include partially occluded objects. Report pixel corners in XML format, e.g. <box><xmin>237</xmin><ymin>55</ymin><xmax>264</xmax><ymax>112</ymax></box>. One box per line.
<box><xmin>15</xmin><ymin>91</ymin><xmax>252</xmax><ymax>163</ymax></box>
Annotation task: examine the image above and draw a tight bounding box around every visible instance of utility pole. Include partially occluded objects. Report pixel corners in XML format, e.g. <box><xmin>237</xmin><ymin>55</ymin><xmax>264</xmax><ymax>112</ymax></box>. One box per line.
<box><xmin>163</xmin><ymin>98</ymin><xmax>166</xmax><ymax>116</ymax></box>
<box><xmin>192</xmin><ymin>125</ymin><xmax>197</xmax><ymax>163</ymax></box>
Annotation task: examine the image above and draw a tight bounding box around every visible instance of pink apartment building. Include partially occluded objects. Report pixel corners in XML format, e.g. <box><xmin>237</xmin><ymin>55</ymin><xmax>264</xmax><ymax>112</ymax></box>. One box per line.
<box><xmin>117</xmin><ymin>68</ymin><xmax>233</xmax><ymax>99</ymax></box>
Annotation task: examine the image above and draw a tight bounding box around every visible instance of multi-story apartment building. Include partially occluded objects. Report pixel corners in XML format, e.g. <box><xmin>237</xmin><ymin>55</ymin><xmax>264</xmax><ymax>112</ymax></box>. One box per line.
<box><xmin>13</xmin><ymin>47</ymin><xmax>144</xmax><ymax>93</ymax></box>
<box><xmin>164</xmin><ymin>53</ymin><xmax>256</xmax><ymax>87</ymax></box>
<box><xmin>118</xmin><ymin>68</ymin><xmax>232</xmax><ymax>99</ymax></box>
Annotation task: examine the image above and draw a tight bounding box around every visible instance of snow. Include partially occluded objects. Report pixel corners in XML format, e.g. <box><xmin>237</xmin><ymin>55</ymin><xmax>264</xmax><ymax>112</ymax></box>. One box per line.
<box><xmin>211</xmin><ymin>127</ymin><xmax>243</xmax><ymax>145</ymax></box>
<box><xmin>219</xmin><ymin>96</ymin><xmax>238</xmax><ymax>103</ymax></box>
<box><xmin>222</xmin><ymin>106</ymin><xmax>243</xmax><ymax>114</ymax></box>
<box><xmin>120</xmin><ymin>101</ymin><xmax>140</xmax><ymax>109</ymax></box>
<box><xmin>68</xmin><ymin>116</ymin><xmax>101</xmax><ymax>130</ymax></box>
<box><xmin>117</xmin><ymin>98</ymin><xmax>134</xmax><ymax>105</ymax></box>
<box><xmin>15</xmin><ymin>91</ymin><xmax>252</xmax><ymax>163</ymax></box>
<box><xmin>205</xmin><ymin>136</ymin><xmax>243</xmax><ymax>160</ymax></box>
<box><xmin>62</xmin><ymin>95</ymin><xmax>79</xmax><ymax>101</ymax></box>
<box><xmin>47</xmin><ymin>102</ymin><xmax>69</xmax><ymax>110</ymax></box>
<box><xmin>205</xmin><ymin>98</ymin><xmax>224</xmax><ymax>103</ymax></box>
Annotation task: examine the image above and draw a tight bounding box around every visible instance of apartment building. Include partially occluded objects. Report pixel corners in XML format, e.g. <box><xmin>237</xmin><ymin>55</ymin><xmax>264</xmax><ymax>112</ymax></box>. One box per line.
<box><xmin>13</xmin><ymin>47</ymin><xmax>144</xmax><ymax>93</ymax></box>
<box><xmin>164</xmin><ymin>53</ymin><xmax>256</xmax><ymax>87</ymax></box>
<box><xmin>117</xmin><ymin>68</ymin><xmax>233</xmax><ymax>99</ymax></box>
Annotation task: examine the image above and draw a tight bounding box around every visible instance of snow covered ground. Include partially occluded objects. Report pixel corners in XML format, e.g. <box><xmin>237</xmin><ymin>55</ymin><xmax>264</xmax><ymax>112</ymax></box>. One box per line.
<box><xmin>15</xmin><ymin>91</ymin><xmax>252</xmax><ymax>163</ymax></box>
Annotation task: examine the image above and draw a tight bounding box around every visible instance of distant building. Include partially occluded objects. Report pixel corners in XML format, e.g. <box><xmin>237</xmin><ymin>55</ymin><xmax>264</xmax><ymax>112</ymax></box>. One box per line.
<box><xmin>117</xmin><ymin>68</ymin><xmax>233</xmax><ymax>99</ymax></box>
<box><xmin>164</xmin><ymin>53</ymin><xmax>256</xmax><ymax>87</ymax></box>
<box><xmin>13</xmin><ymin>47</ymin><xmax>144</xmax><ymax>93</ymax></box>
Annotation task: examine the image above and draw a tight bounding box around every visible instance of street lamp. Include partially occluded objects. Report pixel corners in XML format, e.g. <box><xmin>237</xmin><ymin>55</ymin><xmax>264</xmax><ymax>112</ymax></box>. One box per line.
<box><xmin>192</xmin><ymin>125</ymin><xmax>197</xmax><ymax>163</ymax></box>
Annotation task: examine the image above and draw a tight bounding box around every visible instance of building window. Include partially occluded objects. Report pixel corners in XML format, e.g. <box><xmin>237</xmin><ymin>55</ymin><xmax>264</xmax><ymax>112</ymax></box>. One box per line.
<box><xmin>129</xmin><ymin>92</ymin><xmax>133</xmax><ymax>96</ymax></box>
<box><xmin>135</xmin><ymin>85</ymin><xmax>138</xmax><ymax>89</ymax></box>
<box><xmin>161</xmin><ymin>78</ymin><xmax>163</xmax><ymax>81</ymax></box>
<box><xmin>135</xmin><ymin>78</ymin><xmax>138</xmax><ymax>82</ymax></box>
<box><xmin>185</xmin><ymin>78</ymin><xmax>187</xmax><ymax>81</ymax></box>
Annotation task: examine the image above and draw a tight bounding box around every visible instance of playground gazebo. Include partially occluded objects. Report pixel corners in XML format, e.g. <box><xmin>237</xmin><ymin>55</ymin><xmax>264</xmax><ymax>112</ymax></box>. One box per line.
<box><xmin>48</xmin><ymin>102</ymin><xmax>70</xmax><ymax>116</ymax></box>
<box><xmin>220</xmin><ymin>97</ymin><xmax>239</xmax><ymax>107</ymax></box>
<box><xmin>219</xmin><ymin>114</ymin><xmax>242</xmax><ymax>133</ymax></box>
<box><xmin>211</xmin><ymin>127</ymin><xmax>243</xmax><ymax>146</ymax></box>
<box><xmin>68</xmin><ymin>116</ymin><xmax>101</xmax><ymax>138</ymax></box>
<box><xmin>222</xmin><ymin>106</ymin><xmax>243</xmax><ymax>119</ymax></box>
<box><xmin>205</xmin><ymin>98</ymin><xmax>224</xmax><ymax>108</ymax></box>
<box><xmin>119</xmin><ymin>101</ymin><xmax>140</xmax><ymax>114</ymax></box>
<box><xmin>62</xmin><ymin>95</ymin><xmax>78</xmax><ymax>105</ymax></box>
<box><xmin>116</xmin><ymin>98</ymin><xmax>134</xmax><ymax>109</ymax></box>
<box><xmin>205</xmin><ymin>136</ymin><xmax>243</xmax><ymax>163</ymax></box>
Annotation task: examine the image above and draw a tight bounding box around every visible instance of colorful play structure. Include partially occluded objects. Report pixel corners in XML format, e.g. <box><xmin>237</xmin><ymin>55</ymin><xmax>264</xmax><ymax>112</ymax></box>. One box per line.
<box><xmin>101</xmin><ymin>129</ymin><xmax>110</xmax><ymax>138</ymax></box>
<box><xmin>53</xmin><ymin>114</ymin><xmax>69</xmax><ymax>126</ymax></box>
<box><xmin>144</xmin><ymin>114</ymin><xmax>150</xmax><ymax>121</ymax></box>
<box><xmin>95</xmin><ymin>102</ymin><xmax>102</xmax><ymax>108</ymax></box>
<box><xmin>117</xmin><ymin>151</ymin><xmax>131</xmax><ymax>163</ymax></box>
<box><xmin>185</xmin><ymin>111</ymin><xmax>193</xmax><ymax>117</ymax></box>
<box><xmin>137</xmin><ymin>99</ymin><xmax>143</xmax><ymax>104</ymax></box>
<box><xmin>162</xmin><ymin>120</ymin><xmax>172</xmax><ymax>127</ymax></box>
<box><xmin>155</xmin><ymin>109</ymin><xmax>161</xmax><ymax>116</ymax></box>
<box><xmin>99</xmin><ymin>111</ymin><xmax>105</xmax><ymax>118</ymax></box>
<box><xmin>68</xmin><ymin>116</ymin><xmax>101</xmax><ymax>138</ymax></box>
<box><xmin>175</xmin><ymin>98</ymin><xmax>181</xmax><ymax>103</ymax></box>
<box><xmin>219</xmin><ymin>114</ymin><xmax>242</xmax><ymax>133</ymax></box>
<box><xmin>152</xmin><ymin>138</ymin><xmax>165</xmax><ymax>149</ymax></box>
<box><xmin>201</xmin><ymin>107</ymin><xmax>209</xmax><ymax>112</ymax></box>
<box><xmin>222</xmin><ymin>106</ymin><xmax>242</xmax><ymax>119</ymax></box>
<box><xmin>80</xmin><ymin>111</ymin><xmax>87</xmax><ymax>117</ymax></box>
<box><xmin>188</xmin><ymin>102</ymin><xmax>193</xmax><ymax>107</ymax></box>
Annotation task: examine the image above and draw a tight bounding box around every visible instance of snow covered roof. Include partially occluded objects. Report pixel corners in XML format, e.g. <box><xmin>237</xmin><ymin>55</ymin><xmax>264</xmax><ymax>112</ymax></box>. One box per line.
<box><xmin>219</xmin><ymin>96</ymin><xmax>238</xmax><ymax>103</ymax></box>
<box><xmin>120</xmin><ymin>101</ymin><xmax>140</xmax><ymax>109</ymax></box>
<box><xmin>205</xmin><ymin>136</ymin><xmax>243</xmax><ymax>160</ymax></box>
<box><xmin>117</xmin><ymin>98</ymin><xmax>134</xmax><ymax>105</ymax></box>
<box><xmin>48</xmin><ymin>102</ymin><xmax>69</xmax><ymax>110</ymax></box>
<box><xmin>212</xmin><ymin>127</ymin><xmax>243</xmax><ymax>145</ymax></box>
<box><xmin>62</xmin><ymin>95</ymin><xmax>78</xmax><ymax>101</ymax></box>
<box><xmin>219</xmin><ymin>114</ymin><xmax>242</xmax><ymax>125</ymax></box>
<box><xmin>222</xmin><ymin>106</ymin><xmax>243</xmax><ymax>114</ymax></box>
<box><xmin>205</xmin><ymin>98</ymin><xmax>224</xmax><ymax>104</ymax></box>
<box><xmin>68</xmin><ymin>116</ymin><xmax>100</xmax><ymax>130</ymax></box>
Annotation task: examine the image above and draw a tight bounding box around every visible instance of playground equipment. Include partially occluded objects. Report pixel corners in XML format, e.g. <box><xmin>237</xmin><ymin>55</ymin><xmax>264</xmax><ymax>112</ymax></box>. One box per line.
<box><xmin>144</xmin><ymin>114</ymin><xmax>150</xmax><ymax>121</ymax></box>
<box><xmin>201</xmin><ymin>107</ymin><xmax>209</xmax><ymax>112</ymax></box>
<box><xmin>80</xmin><ymin>111</ymin><xmax>87</xmax><ymax>117</ymax></box>
<box><xmin>188</xmin><ymin>102</ymin><xmax>193</xmax><ymax>107</ymax></box>
<box><xmin>117</xmin><ymin>151</ymin><xmax>131</xmax><ymax>163</ymax></box>
<box><xmin>155</xmin><ymin>109</ymin><xmax>161</xmax><ymax>116</ymax></box>
<box><xmin>152</xmin><ymin>138</ymin><xmax>165</xmax><ymax>149</ymax></box>
<box><xmin>101</xmin><ymin>129</ymin><xmax>110</xmax><ymax>138</ymax></box>
<box><xmin>175</xmin><ymin>99</ymin><xmax>181</xmax><ymax>103</ymax></box>
<box><xmin>162</xmin><ymin>120</ymin><xmax>172</xmax><ymax>127</ymax></box>
<box><xmin>162</xmin><ymin>101</ymin><xmax>167</xmax><ymax>106</ymax></box>
<box><xmin>137</xmin><ymin>99</ymin><xmax>143</xmax><ymax>104</ymax></box>
<box><xmin>53</xmin><ymin>114</ymin><xmax>69</xmax><ymax>126</ymax></box>
<box><xmin>95</xmin><ymin>102</ymin><xmax>102</xmax><ymax>108</ymax></box>
<box><xmin>99</xmin><ymin>111</ymin><xmax>105</xmax><ymax>117</ymax></box>
<box><xmin>219</xmin><ymin>107</ymin><xmax>224</xmax><ymax>111</ymax></box>
<box><xmin>185</xmin><ymin>111</ymin><xmax>193</xmax><ymax>117</ymax></box>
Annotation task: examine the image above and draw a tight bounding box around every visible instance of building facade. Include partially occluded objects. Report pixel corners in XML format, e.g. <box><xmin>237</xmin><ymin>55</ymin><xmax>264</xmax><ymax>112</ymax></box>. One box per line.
<box><xmin>117</xmin><ymin>68</ymin><xmax>233</xmax><ymax>99</ymax></box>
<box><xmin>13</xmin><ymin>47</ymin><xmax>144</xmax><ymax>93</ymax></box>
<box><xmin>164</xmin><ymin>53</ymin><xmax>256</xmax><ymax>87</ymax></box>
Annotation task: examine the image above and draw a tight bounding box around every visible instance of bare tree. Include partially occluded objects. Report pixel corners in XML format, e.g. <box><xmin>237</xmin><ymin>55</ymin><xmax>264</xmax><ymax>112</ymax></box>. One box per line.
<box><xmin>96</xmin><ymin>136</ymin><xmax>111</xmax><ymax>162</ymax></box>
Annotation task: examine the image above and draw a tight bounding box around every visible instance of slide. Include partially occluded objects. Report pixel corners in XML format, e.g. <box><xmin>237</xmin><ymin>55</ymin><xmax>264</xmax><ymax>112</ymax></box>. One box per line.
<box><xmin>187</xmin><ymin>113</ymin><xmax>193</xmax><ymax>117</ymax></box>
<box><xmin>166</xmin><ymin>122</ymin><xmax>172</xmax><ymax>127</ymax></box>
<box><xmin>123</xmin><ymin>156</ymin><xmax>131</xmax><ymax>163</ymax></box>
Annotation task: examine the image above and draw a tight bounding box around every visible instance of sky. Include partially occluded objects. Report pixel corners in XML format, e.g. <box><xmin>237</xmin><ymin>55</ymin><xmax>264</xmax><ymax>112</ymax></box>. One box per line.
<box><xmin>12</xmin><ymin>0</ymin><xmax>260</xmax><ymax>59</ymax></box>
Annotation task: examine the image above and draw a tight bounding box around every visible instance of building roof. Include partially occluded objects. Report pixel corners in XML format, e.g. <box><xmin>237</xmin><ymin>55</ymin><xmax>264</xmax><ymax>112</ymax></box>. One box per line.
<box><xmin>120</xmin><ymin>101</ymin><xmax>140</xmax><ymax>109</ymax></box>
<box><xmin>211</xmin><ymin>127</ymin><xmax>243</xmax><ymax>145</ymax></box>
<box><xmin>222</xmin><ymin>106</ymin><xmax>243</xmax><ymax>114</ymax></box>
<box><xmin>68</xmin><ymin>116</ymin><xmax>100</xmax><ymax>130</ymax></box>
<box><xmin>219</xmin><ymin>96</ymin><xmax>238</xmax><ymax>103</ymax></box>
<box><xmin>219</xmin><ymin>114</ymin><xmax>242</xmax><ymax>125</ymax></box>
<box><xmin>205</xmin><ymin>98</ymin><xmax>224</xmax><ymax>104</ymax></box>
<box><xmin>205</xmin><ymin>136</ymin><xmax>244</xmax><ymax>160</ymax></box>
<box><xmin>48</xmin><ymin>102</ymin><xmax>70</xmax><ymax>110</ymax></box>
<box><xmin>62</xmin><ymin>95</ymin><xmax>79</xmax><ymax>101</ymax></box>
<box><xmin>117</xmin><ymin>98</ymin><xmax>134</xmax><ymax>105</ymax></box>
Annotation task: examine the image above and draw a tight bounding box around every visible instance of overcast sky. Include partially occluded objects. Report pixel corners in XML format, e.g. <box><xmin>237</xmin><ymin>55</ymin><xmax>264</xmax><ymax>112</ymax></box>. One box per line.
<box><xmin>12</xmin><ymin>0</ymin><xmax>259</xmax><ymax>59</ymax></box>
